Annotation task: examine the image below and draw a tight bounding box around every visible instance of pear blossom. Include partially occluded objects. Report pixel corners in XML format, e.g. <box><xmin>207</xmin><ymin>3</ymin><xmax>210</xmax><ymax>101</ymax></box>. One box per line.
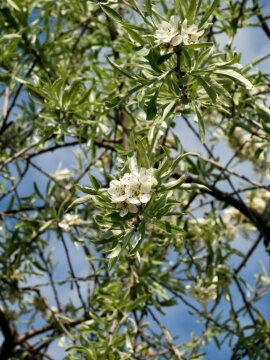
<box><xmin>108</xmin><ymin>180</ymin><xmax>127</xmax><ymax>203</ymax></box>
<box><xmin>223</xmin><ymin>208</ymin><xmax>240</xmax><ymax>240</ymax></box>
<box><xmin>59</xmin><ymin>214</ymin><xmax>83</xmax><ymax>232</ymax></box>
<box><xmin>186</xmin><ymin>277</ymin><xmax>218</xmax><ymax>305</ymax></box>
<box><xmin>51</xmin><ymin>167</ymin><xmax>74</xmax><ymax>181</ymax></box>
<box><xmin>248</xmin><ymin>189</ymin><xmax>270</xmax><ymax>214</ymax></box>
<box><xmin>181</xmin><ymin>19</ymin><xmax>204</xmax><ymax>45</ymax></box>
<box><xmin>108</xmin><ymin>168</ymin><xmax>157</xmax><ymax>217</ymax></box>
<box><xmin>155</xmin><ymin>16</ymin><xmax>182</xmax><ymax>54</ymax></box>
<box><xmin>261</xmin><ymin>276</ymin><xmax>270</xmax><ymax>288</ymax></box>
<box><xmin>116</xmin><ymin>202</ymin><xmax>139</xmax><ymax>218</ymax></box>
<box><xmin>227</xmin><ymin>126</ymin><xmax>270</xmax><ymax>172</ymax></box>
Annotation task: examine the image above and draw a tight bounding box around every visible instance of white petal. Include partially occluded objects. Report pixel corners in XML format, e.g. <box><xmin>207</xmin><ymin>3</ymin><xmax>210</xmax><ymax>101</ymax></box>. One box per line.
<box><xmin>120</xmin><ymin>208</ymin><xmax>128</xmax><ymax>217</ymax></box>
<box><xmin>171</xmin><ymin>34</ymin><xmax>182</xmax><ymax>46</ymax></box>
<box><xmin>128</xmin><ymin>204</ymin><xmax>138</xmax><ymax>213</ymax></box>
<box><xmin>59</xmin><ymin>223</ymin><xmax>70</xmax><ymax>231</ymax></box>
<box><xmin>111</xmin><ymin>195</ymin><xmax>126</xmax><ymax>203</ymax></box>
<box><xmin>127</xmin><ymin>197</ymin><xmax>141</xmax><ymax>205</ymax></box>
<box><xmin>151</xmin><ymin>177</ymin><xmax>158</xmax><ymax>187</ymax></box>
<box><xmin>170</xmin><ymin>16</ymin><xmax>178</xmax><ymax>30</ymax></box>
<box><xmin>160</xmin><ymin>48</ymin><xmax>166</xmax><ymax>55</ymax></box>
<box><xmin>162</xmin><ymin>34</ymin><xmax>174</xmax><ymax>43</ymax></box>
<box><xmin>141</xmin><ymin>183</ymin><xmax>152</xmax><ymax>193</ymax></box>
<box><xmin>139</xmin><ymin>168</ymin><xmax>148</xmax><ymax>177</ymax></box>
<box><xmin>108</xmin><ymin>188</ymin><xmax>118</xmax><ymax>196</ymax></box>
<box><xmin>189</xmin><ymin>24</ymin><xmax>198</xmax><ymax>33</ymax></box>
<box><xmin>196</xmin><ymin>29</ymin><xmax>204</xmax><ymax>37</ymax></box>
<box><xmin>160</xmin><ymin>20</ymin><xmax>170</xmax><ymax>29</ymax></box>
<box><xmin>140</xmin><ymin>193</ymin><xmax>151</xmax><ymax>203</ymax></box>
<box><xmin>182</xmin><ymin>19</ymin><xmax>188</xmax><ymax>31</ymax></box>
<box><xmin>182</xmin><ymin>34</ymin><xmax>189</xmax><ymax>45</ymax></box>
<box><xmin>110</xmin><ymin>180</ymin><xmax>121</xmax><ymax>188</ymax></box>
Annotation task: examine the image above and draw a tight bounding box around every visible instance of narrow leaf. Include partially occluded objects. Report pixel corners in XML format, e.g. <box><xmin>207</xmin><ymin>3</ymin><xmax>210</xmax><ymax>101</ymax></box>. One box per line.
<box><xmin>88</xmin><ymin>174</ymin><xmax>101</xmax><ymax>190</ymax></box>
<box><xmin>255</xmin><ymin>102</ymin><xmax>270</xmax><ymax>118</ymax></box>
<box><xmin>187</xmin><ymin>0</ymin><xmax>198</xmax><ymax>23</ymax></box>
<box><xmin>146</xmin><ymin>90</ymin><xmax>159</xmax><ymax>120</ymax></box>
<box><xmin>75</xmin><ymin>184</ymin><xmax>98</xmax><ymax>195</ymax></box>
<box><xmin>214</xmin><ymin>69</ymin><xmax>253</xmax><ymax>89</ymax></box>
<box><xmin>174</xmin><ymin>0</ymin><xmax>185</xmax><ymax>20</ymax></box>
<box><xmin>106</xmin><ymin>56</ymin><xmax>138</xmax><ymax>81</ymax></box>
<box><xmin>199</xmin><ymin>0</ymin><xmax>219</xmax><ymax>28</ymax></box>
<box><xmin>155</xmin><ymin>221</ymin><xmax>185</xmax><ymax>234</ymax></box>
<box><xmin>3</xmin><ymin>33</ymin><xmax>21</xmax><ymax>40</ymax></box>
<box><xmin>195</xmin><ymin>76</ymin><xmax>217</xmax><ymax>102</ymax></box>
<box><xmin>184</xmin><ymin>42</ymin><xmax>213</xmax><ymax>49</ymax></box>
<box><xmin>66</xmin><ymin>195</ymin><xmax>92</xmax><ymax>212</ymax></box>
<box><xmin>161</xmin><ymin>152</ymin><xmax>197</xmax><ymax>179</ymax></box>
<box><xmin>125</xmin><ymin>295</ymin><xmax>149</xmax><ymax>312</ymax></box>
<box><xmin>144</xmin><ymin>0</ymin><xmax>152</xmax><ymax>18</ymax></box>
<box><xmin>100</xmin><ymin>4</ymin><xmax>123</xmax><ymax>22</ymax></box>
<box><xmin>123</xmin><ymin>26</ymin><xmax>145</xmax><ymax>45</ymax></box>
<box><xmin>162</xmin><ymin>174</ymin><xmax>186</xmax><ymax>190</ymax></box>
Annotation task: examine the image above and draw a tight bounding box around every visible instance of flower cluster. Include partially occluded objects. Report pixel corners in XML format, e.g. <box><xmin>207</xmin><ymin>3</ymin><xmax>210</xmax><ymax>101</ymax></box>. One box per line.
<box><xmin>59</xmin><ymin>214</ymin><xmax>83</xmax><ymax>232</ymax></box>
<box><xmin>247</xmin><ymin>189</ymin><xmax>270</xmax><ymax>214</ymax></box>
<box><xmin>186</xmin><ymin>277</ymin><xmax>218</xmax><ymax>305</ymax></box>
<box><xmin>51</xmin><ymin>168</ymin><xmax>74</xmax><ymax>182</ymax></box>
<box><xmin>155</xmin><ymin>17</ymin><xmax>204</xmax><ymax>54</ymax></box>
<box><xmin>108</xmin><ymin>168</ymin><xmax>157</xmax><ymax>217</ymax></box>
<box><xmin>227</xmin><ymin>127</ymin><xmax>270</xmax><ymax>174</ymax></box>
<box><xmin>155</xmin><ymin>16</ymin><xmax>182</xmax><ymax>54</ymax></box>
<box><xmin>223</xmin><ymin>208</ymin><xmax>241</xmax><ymax>240</ymax></box>
<box><xmin>181</xmin><ymin>19</ymin><xmax>204</xmax><ymax>45</ymax></box>
<box><xmin>260</xmin><ymin>276</ymin><xmax>270</xmax><ymax>288</ymax></box>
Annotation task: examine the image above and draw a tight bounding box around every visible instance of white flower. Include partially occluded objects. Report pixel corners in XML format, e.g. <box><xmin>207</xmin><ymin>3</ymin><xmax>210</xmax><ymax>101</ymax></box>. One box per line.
<box><xmin>251</xmin><ymin>197</ymin><xmax>266</xmax><ymax>214</ymax></box>
<box><xmin>136</xmin><ymin>109</ymin><xmax>147</xmax><ymax>121</ymax></box>
<box><xmin>125</xmin><ymin>169</ymin><xmax>157</xmax><ymax>205</ymax></box>
<box><xmin>261</xmin><ymin>276</ymin><xmax>270</xmax><ymax>288</ymax></box>
<box><xmin>181</xmin><ymin>19</ymin><xmax>204</xmax><ymax>45</ymax></box>
<box><xmin>246</xmin><ymin>189</ymin><xmax>270</xmax><ymax>214</ymax></box>
<box><xmin>59</xmin><ymin>214</ymin><xmax>83</xmax><ymax>232</ymax></box>
<box><xmin>51</xmin><ymin>168</ymin><xmax>74</xmax><ymax>182</ymax></box>
<box><xmin>223</xmin><ymin>208</ymin><xmax>242</xmax><ymax>240</ymax></box>
<box><xmin>107</xmin><ymin>180</ymin><xmax>127</xmax><ymax>203</ymax></box>
<box><xmin>108</xmin><ymin>168</ymin><xmax>157</xmax><ymax>216</ymax></box>
<box><xmin>117</xmin><ymin>203</ymin><xmax>138</xmax><ymax>217</ymax></box>
<box><xmin>58</xmin><ymin>336</ymin><xmax>68</xmax><ymax>348</ymax></box>
<box><xmin>186</xmin><ymin>278</ymin><xmax>218</xmax><ymax>305</ymax></box>
<box><xmin>155</xmin><ymin>16</ymin><xmax>182</xmax><ymax>53</ymax></box>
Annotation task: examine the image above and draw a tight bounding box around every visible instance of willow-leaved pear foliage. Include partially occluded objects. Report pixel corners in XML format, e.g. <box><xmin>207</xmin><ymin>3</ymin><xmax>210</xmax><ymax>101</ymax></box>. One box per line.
<box><xmin>0</xmin><ymin>0</ymin><xmax>270</xmax><ymax>359</ymax></box>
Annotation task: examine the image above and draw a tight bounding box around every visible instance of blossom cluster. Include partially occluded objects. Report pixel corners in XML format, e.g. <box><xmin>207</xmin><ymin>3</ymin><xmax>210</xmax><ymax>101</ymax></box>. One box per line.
<box><xmin>223</xmin><ymin>208</ymin><xmax>242</xmax><ymax>241</ymax></box>
<box><xmin>51</xmin><ymin>167</ymin><xmax>74</xmax><ymax>182</ymax></box>
<box><xmin>108</xmin><ymin>168</ymin><xmax>157</xmax><ymax>217</ymax></box>
<box><xmin>186</xmin><ymin>277</ymin><xmax>218</xmax><ymax>305</ymax></box>
<box><xmin>155</xmin><ymin>17</ymin><xmax>204</xmax><ymax>54</ymax></box>
<box><xmin>247</xmin><ymin>189</ymin><xmax>270</xmax><ymax>214</ymax></box>
<box><xmin>227</xmin><ymin>127</ymin><xmax>270</xmax><ymax>175</ymax></box>
<box><xmin>59</xmin><ymin>214</ymin><xmax>83</xmax><ymax>232</ymax></box>
<box><xmin>222</xmin><ymin>189</ymin><xmax>270</xmax><ymax>240</ymax></box>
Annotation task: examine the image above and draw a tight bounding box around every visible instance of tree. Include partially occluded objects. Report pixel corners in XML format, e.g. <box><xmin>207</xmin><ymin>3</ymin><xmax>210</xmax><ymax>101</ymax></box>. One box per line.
<box><xmin>0</xmin><ymin>0</ymin><xmax>270</xmax><ymax>358</ymax></box>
